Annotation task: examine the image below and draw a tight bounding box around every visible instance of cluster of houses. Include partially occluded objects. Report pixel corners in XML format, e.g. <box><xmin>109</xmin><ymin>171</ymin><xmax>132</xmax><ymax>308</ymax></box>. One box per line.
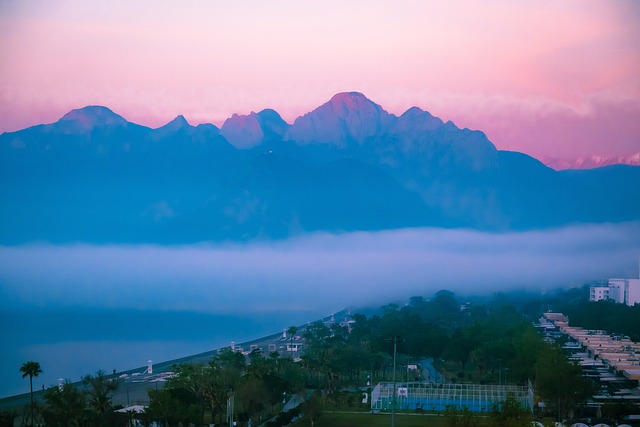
<box><xmin>540</xmin><ymin>312</ymin><xmax>640</xmax><ymax>404</ymax></box>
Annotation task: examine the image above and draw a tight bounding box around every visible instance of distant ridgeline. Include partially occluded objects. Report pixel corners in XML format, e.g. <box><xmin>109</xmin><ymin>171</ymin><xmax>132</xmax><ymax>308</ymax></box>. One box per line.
<box><xmin>1</xmin><ymin>92</ymin><xmax>639</xmax><ymax>244</ymax></box>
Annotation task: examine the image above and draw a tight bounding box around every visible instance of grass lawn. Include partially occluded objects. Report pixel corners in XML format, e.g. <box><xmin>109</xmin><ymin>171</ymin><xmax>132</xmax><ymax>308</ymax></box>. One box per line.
<box><xmin>293</xmin><ymin>411</ymin><xmax>483</xmax><ymax>427</ymax></box>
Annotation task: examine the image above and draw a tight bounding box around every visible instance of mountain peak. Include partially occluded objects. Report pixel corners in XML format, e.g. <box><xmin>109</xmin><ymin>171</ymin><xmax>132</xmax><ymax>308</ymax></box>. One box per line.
<box><xmin>147</xmin><ymin>115</ymin><xmax>192</xmax><ymax>140</ymax></box>
<box><xmin>221</xmin><ymin>109</ymin><xmax>290</xmax><ymax>149</ymax></box>
<box><xmin>325</xmin><ymin>92</ymin><xmax>387</xmax><ymax>118</ymax></box>
<box><xmin>401</xmin><ymin>106</ymin><xmax>426</xmax><ymax>118</ymax></box>
<box><xmin>164</xmin><ymin>115</ymin><xmax>190</xmax><ymax>130</ymax></box>
<box><xmin>286</xmin><ymin>92</ymin><xmax>393</xmax><ymax>146</ymax></box>
<box><xmin>397</xmin><ymin>106</ymin><xmax>444</xmax><ymax>131</ymax></box>
<box><xmin>59</xmin><ymin>106</ymin><xmax>128</xmax><ymax>130</ymax></box>
<box><xmin>220</xmin><ymin>112</ymin><xmax>263</xmax><ymax>149</ymax></box>
<box><xmin>256</xmin><ymin>108</ymin><xmax>285</xmax><ymax>123</ymax></box>
<box><xmin>328</xmin><ymin>91</ymin><xmax>370</xmax><ymax>108</ymax></box>
<box><xmin>255</xmin><ymin>109</ymin><xmax>290</xmax><ymax>140</ymax></box>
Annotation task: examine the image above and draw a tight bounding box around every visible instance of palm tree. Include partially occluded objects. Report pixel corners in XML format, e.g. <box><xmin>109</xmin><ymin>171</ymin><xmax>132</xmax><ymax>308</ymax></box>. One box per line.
<box><xmin>20</xmin><ymin>361</ymin><xmax>42</xmax><ymax>427</ymax></box>
<box><xmin>82</xmin><ymin>370</ymin><xmax>119</xmax><ymax>415</ymax></box>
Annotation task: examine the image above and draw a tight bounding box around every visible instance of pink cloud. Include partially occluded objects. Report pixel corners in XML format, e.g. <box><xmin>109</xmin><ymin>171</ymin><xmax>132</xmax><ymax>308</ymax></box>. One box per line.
<box><xmin>447</xmin><ymin>95</ymin><xmax>640</xmax><ymax>159</ymax></box>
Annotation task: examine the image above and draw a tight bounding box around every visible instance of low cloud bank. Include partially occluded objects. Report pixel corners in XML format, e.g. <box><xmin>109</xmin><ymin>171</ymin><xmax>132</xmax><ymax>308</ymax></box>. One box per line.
<box><xmin>1</xmin><ymin>222</ymin><xmax>639</xmax><ymax>314</ymax></box>
<box><xmin>1</xmin><ymin>223</ymin><xmax>639</xmax><ymax>397</ymax></box>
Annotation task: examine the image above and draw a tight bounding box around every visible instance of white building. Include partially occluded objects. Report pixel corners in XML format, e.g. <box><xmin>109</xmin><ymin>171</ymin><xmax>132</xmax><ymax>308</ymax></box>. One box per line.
<box><xmin>589</xmin><ymin>258</ymin><xmax>640</xmax><ymax>305</ymax></box>
<box><xmin>590</xmin><ymin>278</ymin><xmax>640</xmax><ymax>306</ymax></box>
<box><xmin>589</xmin><ymin>286</ymin><xmax>610</xmax><ymax>302</ymax></box>
<box><xmin>628</xmin><ymin>278</ymin><xmax>640</xmax><ymax>305</ymax></box>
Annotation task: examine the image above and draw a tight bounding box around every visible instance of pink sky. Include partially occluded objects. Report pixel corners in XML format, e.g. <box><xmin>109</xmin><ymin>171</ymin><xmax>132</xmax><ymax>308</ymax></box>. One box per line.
<box><xmin>1</xmin><ymin>0</ymin><xmax>638</xmax><ymax>159</ymax></box>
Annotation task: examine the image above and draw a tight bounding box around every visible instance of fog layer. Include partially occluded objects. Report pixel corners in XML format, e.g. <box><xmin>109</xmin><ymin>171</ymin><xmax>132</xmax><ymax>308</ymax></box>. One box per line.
<box><xmin>1</xmin><ymin>222</ymin><xmax>639</xmax><ymax>397</ymax></box>
<box><xmin>2</xmin><ymin>223</ymin><xmax>639</xmax><ymax>314</ymax></box>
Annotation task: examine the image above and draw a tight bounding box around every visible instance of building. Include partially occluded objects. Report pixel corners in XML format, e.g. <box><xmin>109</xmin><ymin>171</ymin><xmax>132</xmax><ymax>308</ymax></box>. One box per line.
<box><xmin>589</xmin><ymin>260</ymin><xmax>640</xmax><ymax>305</ymax></box>
<box><xmin>628</xmin><ymin>278</ymin><xmax>640</xmax><ymax>305</ymax></box>
<box><xmin>593</xmin><ymin>278</ymin><xmax>640</xmax><ymax>306</ymax></box>
<box><xmin>590</xmin><ymin>285</ymin><xmax>610</xmax><ymax>302</ymax></box>
<box><xmin>541</xmin><ymin>312</ymin><xmax>640</xmax><ymax>401</ymax></box>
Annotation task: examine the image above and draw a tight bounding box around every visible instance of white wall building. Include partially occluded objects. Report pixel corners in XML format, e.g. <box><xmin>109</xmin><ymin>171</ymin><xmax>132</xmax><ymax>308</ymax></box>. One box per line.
<box><xmin>607</xmin><ymin>279</ymin><xmax>626</xmax><ymax>304</ymax></box>
<box><xmin>590</xmin><ymin>278</ymin><xmax>640</xmax><ymax>306</ymax></box>
<box><xmin>589</xmin><ymin>286</ymin><xmax>610</xmax><ymax>302</ymax></box>
<box><xmin>589</xmin><ymin>259</ymin><xmax>640</xmax><ymax>306</ymax></box>
<box><xmin>624</xmin><ymin>278</ymin><xmax>640</xmax><ymax>305</ymax></box>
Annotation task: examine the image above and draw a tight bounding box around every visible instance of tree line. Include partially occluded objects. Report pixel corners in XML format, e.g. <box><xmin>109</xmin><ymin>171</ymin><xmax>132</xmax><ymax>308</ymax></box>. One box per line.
<box><xmin>5</xmin><ymin>367</ymin><xmax>125</xmax><ymax>427</ymax></box>
<box><xmin>142</xmin><ymin>290</ymin><xmax>593</xmax><ymax>424</ymax></box>
<box><xmin>9</xmin><ymin>289</ymin><xmax>600</xmax><ymax>426</ymax></box>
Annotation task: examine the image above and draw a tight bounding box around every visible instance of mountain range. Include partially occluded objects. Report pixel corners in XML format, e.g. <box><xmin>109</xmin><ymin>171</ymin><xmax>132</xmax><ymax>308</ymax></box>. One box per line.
<box><xmin>1</xmin><ymin>92</ymin><xmax>639</xmax><ymax>244</ymax></box>
<box><xmin>540</xmin><ymin>153</ymin><xmax>640</xmax><ymax>170</ymax></box>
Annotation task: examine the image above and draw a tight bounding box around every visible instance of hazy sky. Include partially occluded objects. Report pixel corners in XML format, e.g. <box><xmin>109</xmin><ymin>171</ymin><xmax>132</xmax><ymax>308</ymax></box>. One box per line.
<box><xmin>1</xmin><ymin>0</ymin><xmax>639</xmax><ymax>159</ymax></box>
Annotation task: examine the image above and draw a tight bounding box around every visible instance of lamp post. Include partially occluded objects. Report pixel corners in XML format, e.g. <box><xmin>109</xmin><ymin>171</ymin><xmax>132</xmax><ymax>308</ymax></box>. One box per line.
<box><xmin>385</xmin><ymin>336</ymin><xmax>403</xmax><ymax>427</ymax></box>
<box><xmin>227</xmin><ymin>388</ymin><xmax>234</xmax><ymax>426</ymax></box>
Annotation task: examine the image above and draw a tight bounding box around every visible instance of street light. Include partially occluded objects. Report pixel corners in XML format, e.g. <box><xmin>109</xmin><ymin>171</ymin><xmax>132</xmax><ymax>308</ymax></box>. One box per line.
<box><xmin>226</xmin><ymin>388</ymin><xmax>234</xmax><ymax>426</ymax></box>
<box><xmin>385</xmin><ymin>336</ymin><xmax>404</xmax><ymax>427</ymax></box>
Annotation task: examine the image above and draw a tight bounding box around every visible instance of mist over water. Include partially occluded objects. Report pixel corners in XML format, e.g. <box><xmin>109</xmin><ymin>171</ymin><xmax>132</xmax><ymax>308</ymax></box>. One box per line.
<box><xmin>1</xmin><ymin>222</ymin><xmax>639</xmax><ymax>397</ymax></box>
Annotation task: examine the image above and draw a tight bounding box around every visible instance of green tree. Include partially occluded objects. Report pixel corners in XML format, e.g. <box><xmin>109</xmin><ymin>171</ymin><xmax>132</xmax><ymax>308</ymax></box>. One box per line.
<box><xmin>165</xmin><ymin>361</ymin><xmax>223</xmax><ymax>424</ymax></box>
<box><xmin>303</xmin><ymin>322</ymin><xmax>337</xmax><ymax>389</ymax></box>
<box><xmin>489</xmin><ymin>392</ymin><xmax>533</xmax><ymax>427</ymax></box>
<box><xmin>0</xmin><ymin>410</ymin><xmax>16</xmax><ymax>427</ymax></box>
<box><xmin>161</xmin><ymin>353</ymin><xmax>249</xmax><ymax>425</ymax></box>
<box><xmin>236</xmin><ymin>375</ymin><xmax>270</xmax><ymax>425</ymax></box>
<box><xmin>280</xmin><ymin>359</ymin><xmax>306</xmax><ymax>394</ymax></box>
<box><xmin>19</xmin><ymin>360</ymin><xmax>42</xmax><ymax>427</ymax></box>
<box><xmin>269</xmin><ymin>351</ymin><xmax>282</xmax><ymax>375</ymax></box>
<box><xmin>82</xmin><ymin>370</ymin><xmax>120</xmax><ymax>425</ymax></box>
<box><xmin>146</xmin><ymin>387</ymin><xmax>202</xmax><ymax>427</ymax></box>
<box><xmin>146</xmin><ymin>388</ymin><xmax>176</xmax><ymax>426</ymax></box>
<box><xmin>41</xmin><ymin>382</ymin><xmax>86</xmax><ymax>427</ymax></box>
<box><xmin>536</xmin><ymin>346</ymin><xmax>591</xmax><ymax>420</ymax></box>
<box><xmin>300</xmin><ymin>393</ymin><xmax>323</xmax><ymax>427</ymax></box>
<box><xmin>432</xmin><ymin>290</ymin><xmax>460</xmax><ymax>314</ymax></box>
<box><xmin>441</xmin><ymin>329</ymin><xmax>477</xmax><ymax>369</ymax></box>
<box><xmin>444</xmin><ymin>404</ymin><xmax>481</xmax><ymax>427</ymax></box>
